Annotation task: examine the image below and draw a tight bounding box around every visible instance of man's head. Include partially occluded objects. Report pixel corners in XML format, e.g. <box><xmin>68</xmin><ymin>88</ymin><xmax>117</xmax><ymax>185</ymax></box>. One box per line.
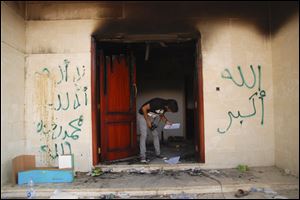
<box><xmin>166</xmin><ymin>99</ymin><xmax>178</xmax><ymax>112</ymax></box>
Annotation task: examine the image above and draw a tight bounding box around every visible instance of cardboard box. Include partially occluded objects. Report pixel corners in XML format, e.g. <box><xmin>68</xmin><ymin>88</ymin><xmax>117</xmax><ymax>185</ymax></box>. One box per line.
<box><xmin>12</xmin><ymin>155</ymin><xmax>35</xmax><ymax>184</ymax></box>
<box><xmin>12</xmin><ymin>155</ymin><xmax>74</xmax><ymax>185</ymax></box>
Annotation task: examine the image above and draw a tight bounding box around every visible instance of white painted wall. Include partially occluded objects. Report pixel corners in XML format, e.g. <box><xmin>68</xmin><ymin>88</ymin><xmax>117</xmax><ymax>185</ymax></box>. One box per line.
<box><xmin>1</xmin><ymin>1</ymin><xmax>26</xmax><ymax>185</ymax></box>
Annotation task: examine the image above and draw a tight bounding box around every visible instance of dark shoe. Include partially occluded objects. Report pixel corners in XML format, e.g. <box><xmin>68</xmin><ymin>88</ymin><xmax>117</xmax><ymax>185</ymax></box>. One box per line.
<box><xmin>140</xmin><ymin>159</ymin><xmax>150</xmax><ymax>163</ymax></box>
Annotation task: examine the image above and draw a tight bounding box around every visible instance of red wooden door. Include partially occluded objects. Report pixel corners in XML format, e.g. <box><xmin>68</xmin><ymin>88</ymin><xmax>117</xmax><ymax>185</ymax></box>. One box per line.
<box><xmin>99</xmin><ymin>51</ymin><xmax>137</xmax><ymax>161</ymax></box>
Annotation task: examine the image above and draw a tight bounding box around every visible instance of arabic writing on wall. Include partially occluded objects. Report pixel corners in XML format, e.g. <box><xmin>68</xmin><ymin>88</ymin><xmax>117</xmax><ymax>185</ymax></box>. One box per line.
<box><xmin>35</xmin><ymin>59</ymin><xmax>88</xmax><ymax>161</ymax></box>
<box><xmin>217</xmin><ymin>65</ymin><xmax>266</xmax><ymax>134</ymax></box>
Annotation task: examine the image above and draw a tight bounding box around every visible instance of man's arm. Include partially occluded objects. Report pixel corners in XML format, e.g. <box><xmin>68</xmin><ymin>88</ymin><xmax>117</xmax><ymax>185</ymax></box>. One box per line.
<box><xmin>142</xmin><ymin>104</ymin><xmax>152</xmax><ymax>128</ymax></box>
<box><xmin>160</xmin><ymin>114</ymin><xmax>172</xmax><ymax>125</ymax></box>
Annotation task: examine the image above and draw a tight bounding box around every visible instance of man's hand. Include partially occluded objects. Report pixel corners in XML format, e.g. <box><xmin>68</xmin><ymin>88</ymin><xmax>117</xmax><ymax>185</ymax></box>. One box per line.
<box><xmin>166</xmin><ymin>121</ymin><xmax>172</xmax><ymax>125</ymax></box>
<box><xmin>160</xmin><ymin>114</ymin><xmax>172</xmax><ymax>125</ymax></box>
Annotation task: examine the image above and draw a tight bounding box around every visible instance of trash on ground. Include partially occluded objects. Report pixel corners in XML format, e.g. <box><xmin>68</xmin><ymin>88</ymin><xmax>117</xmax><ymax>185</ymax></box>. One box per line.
<box><xmin>250</xmin><ymin>187</ymin><xmax>264</xmax><ymax>192</ymax></box>
<box><xmin>90</xmin><ymin>168</ymin><xmax>103</xmax><ymax>177</ymax></box>
<box><xmin>102</xmin><ymin>193</ymin><xmax>116</xmax><ymax>199</ymax></box>
<box><xmin>273</xmin><ymin>195</ymin><xmax>288</xmax><ymax>199</ymax></box>
<box><xmin>117</xmin><ymin>192</ymin><xmax>131</xmax><ymax>199</ymax></box>
<box><xmin>237</xmin><ymin>164</ymin><xmax>249</xmax><ymax>172</ymax></box>
<box><xmin>187</xmin><ymin>169</ymin><xmax>203</xmax><ymax>176</ymax></box>
<box><xmin>26</xmin><ymin>178</ymin><xmax>35</xmax><ymax>199</ymax></box>
<box><xmin>127</xmin><ymin>168</ymin><xmax>149</xmax><ymax>174</ymax></box>
<box><xmin>251</xmin><ymin>187</ymin><xmax>282</xmax><ymax>199</ymax></box>
<box><xmin>234</xmin><ymin>189</ymin><xmax>249</xmax><ymax>198</ymax></box>
<box><xmin>164</xmin><ymin>156</ymin><xmax>180</xmax><ymax>164</ymax></box>
<box><xmin>208</xmin><ymin>169</ymin><xmax>220</xmax><ymax>174</ymax></box>
<box><xmin>170</xmin><ymin>192</ymin><xmax>197</xmax><ymax>199</ymax></box>
<box><xmin>263</xmin><ymin>188</ymin><xmax>277</xmax><ymax>195</ymax></box>
<box><xmin>50</xmin><ymin>189</ymin><xmax>78</xmax><ymax>199</ymax></box>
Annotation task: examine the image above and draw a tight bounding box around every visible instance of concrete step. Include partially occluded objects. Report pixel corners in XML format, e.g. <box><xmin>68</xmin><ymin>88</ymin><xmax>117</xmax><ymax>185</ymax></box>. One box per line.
<box><xmin>1</xmin><ymin>166</ymin><xmax>299</xmax><ymax>199</ymax></box>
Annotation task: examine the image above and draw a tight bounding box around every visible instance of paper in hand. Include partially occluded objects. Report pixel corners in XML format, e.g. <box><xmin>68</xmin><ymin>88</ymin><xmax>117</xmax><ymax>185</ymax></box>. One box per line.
<box><xmin>164</xmin><ymin>123</ymin><xmax>180</xmax><ymax>129</ymax></box>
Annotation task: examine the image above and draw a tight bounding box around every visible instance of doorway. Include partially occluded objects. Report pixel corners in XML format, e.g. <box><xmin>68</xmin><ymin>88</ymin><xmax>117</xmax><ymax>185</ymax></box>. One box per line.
<box><xmin>91</xmin><ymin>35</ymin><xmax>205</xmax><ymax>165</ymax></box>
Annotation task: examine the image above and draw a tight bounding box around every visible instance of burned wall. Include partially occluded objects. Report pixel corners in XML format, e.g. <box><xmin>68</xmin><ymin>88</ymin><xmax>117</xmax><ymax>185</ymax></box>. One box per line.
<box><xmin>22</xmin><ymin>1</ymin><xmax>298</xmax><ymax>172</ymax></box>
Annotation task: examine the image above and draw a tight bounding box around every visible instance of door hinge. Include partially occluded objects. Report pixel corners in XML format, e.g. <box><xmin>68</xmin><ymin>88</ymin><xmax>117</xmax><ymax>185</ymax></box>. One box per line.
<box><xmin>98</xmin><ymin>147</ymin><xmax>101</xmax><ymax>154</ymax></box>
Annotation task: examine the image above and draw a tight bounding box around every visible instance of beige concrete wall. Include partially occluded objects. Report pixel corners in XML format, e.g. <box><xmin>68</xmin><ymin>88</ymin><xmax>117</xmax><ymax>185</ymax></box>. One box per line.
<box><xmin>23</xmin><ymin>2</ymin><xmax>277</xmax><ymax>173</ymax></box>
<box><xmin>272</xmin><ymin>12</ymin><xmax>299</xmax><ymax>176</ymax></box>
<box><xmin>25</xmin><ymin>54</ymin><xmax>92</xmax><ymax>172</ymax></box>
<box><xmin>25</xmin><ymin>20</ymin><xmax>98</xmax><ymax>172</ymax></box>
<box><xmin>1</xmin><ymin>1</ymin><xmax>26</xmax><ymax>185</ymax></box>
<box><xmin>198</xmin><ymin>18</ymin><xmax>274</xmax><ymax>168</ymax></box>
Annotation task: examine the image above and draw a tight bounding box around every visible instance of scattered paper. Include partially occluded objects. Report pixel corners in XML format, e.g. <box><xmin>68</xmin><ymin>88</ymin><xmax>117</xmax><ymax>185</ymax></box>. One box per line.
<box><xmin>164</xmin><ymin>123</ymin><xmax>180</xmax><ymax>129</ymax></box>
<box><xmin>50</xmin><ymin>189</ymin><xmax>78</xmax><ymax>199</ymax></box>
<box><xmin>164</xmin><ymin>156</ymin><xmax>180</xmax><ymax>164</ymax></box>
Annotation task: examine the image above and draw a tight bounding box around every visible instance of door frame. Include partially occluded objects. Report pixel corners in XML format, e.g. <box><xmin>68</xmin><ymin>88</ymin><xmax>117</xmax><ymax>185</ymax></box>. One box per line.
<box><xmin>91</xmin><ymin>34</ymin><xmax>205</xmax><ymax>165</ymax></box>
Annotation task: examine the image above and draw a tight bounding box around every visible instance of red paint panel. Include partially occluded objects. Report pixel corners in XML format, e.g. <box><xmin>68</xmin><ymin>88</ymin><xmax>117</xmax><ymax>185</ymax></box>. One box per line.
<box><xmin>107</xmin><ymin>56</ymin><xmax>131</xmax><ymax>113</ymax></box>
<box><xmin>100</xmin><ymin>52</ymin><xmax>137</xmax><ymax>162</ymax></box>
<box><xmin>107</xmin><ymin>122</ymin><xmax>131</xmax><ymax>151</ymax></box>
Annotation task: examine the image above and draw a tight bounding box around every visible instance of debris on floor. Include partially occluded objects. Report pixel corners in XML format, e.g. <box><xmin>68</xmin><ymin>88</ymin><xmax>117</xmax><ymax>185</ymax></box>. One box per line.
<box><xmin>250</xmin><ymin>187</ymin><xmax>289</xmax><ymax>199</ymax></box>
<box><xmin>237</xmin><ymin>164</ymin><xmax>249</xmax><ymax>172</ymax></box>
<box><xmin>127</xmin><ymin>168</ymin><xmax>150</xmax><ymax>174</ymax></box>
<box><xmin>208</xmin><ymin>169</ymin><xmax>221</xmax><ymax>174</ymax></box>
<box><xmin>234</xmin><ymin>189</ymin><xmax>249</xmax><ymax>198</ymax></box>
<box><xmin>250</xmin><ymin>187</ymin><xmax>264</xmax><ymax>192</ymax></box>
<box><xmin>86</xmin><ymin>168</ymin><xmax>104</xmax><ymax>177</ymax></box>
<box><xmin>99</xmin><ymin>193</ymin><xmax>116</xmax><ymax>199</ymax></box>
<box><xmin>1</xmin><ymin>167</ymin><xmax>298</xmax><ymax>199</ymax></box>
<box><xmin>170</xmin><ymin>192</ymin><xmax>197</xmax><ymax>199</ymax></box>
<box><xmin>272</xmin><ymin>195</ymin><xmax>288</xmax><ymax>199</ymax></box>
<box><xmin>50</xmin><ymin>189</ymin><xmax>78</xmax><ymax>199</ymax></box>
<box><xmin>164</xmin><ymin>156</ymin><xmax>180</xmax><ymax>164</ymax></box>
<box><xmin>117</xmin><ymin>192</ymin><xmax>131</xmax><ymax>199</ymax></box>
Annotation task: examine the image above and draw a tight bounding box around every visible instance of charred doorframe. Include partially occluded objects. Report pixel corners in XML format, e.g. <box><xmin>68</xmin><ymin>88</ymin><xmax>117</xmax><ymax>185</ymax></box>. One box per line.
<box><xmin>91</xmin><ymin>33</ymin><xmax>205</xmax><ymax>165</ymax></box>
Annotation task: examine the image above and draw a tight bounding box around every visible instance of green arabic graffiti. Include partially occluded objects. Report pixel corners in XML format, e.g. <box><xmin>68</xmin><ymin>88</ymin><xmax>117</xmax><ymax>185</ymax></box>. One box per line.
<box><xmin>38</xmin><ymin>115</ymin><xmax>83</xmax><ymax>160</ymax></box>
<box><xmin>57</xmin><ymin>59</ymin><xmax>70</xmax><ymax>84</ymax></box>
<box><xmin>221</xmin><ymin>65</ymin><xmax>257</xmax><ymax>89</ymax></box>
<box><xmin>35</xmin><ymin>67</ymin><xmax>50</xmax><ymax>76</ymax></box>
<box><xmin>36</xmin><ymin>115</ymin><xmax>84</xmax><ymax>141</ymax></box>
<box><xmin>55</xmin><ymin>93</ymin><xmax>70</xmax><ymax>111</ymax></box>
<box><xmin>218</xmin><ymin>65</ymin><xmax>266</xmax><ymax>134</ymax></box>
<box><xmin>40</xmin><ymin>141</ymin><xmax>72</xmax><ymax>160</ymax></box>
<box><xmin>63</xmin><ymin>115</ymin><xmax>83</xmax><ymax>140</ymax></box>
<box><xmin>36</xmin><ymin>59</ymin><xmax>87</xmax><ymax>160</ymax></box>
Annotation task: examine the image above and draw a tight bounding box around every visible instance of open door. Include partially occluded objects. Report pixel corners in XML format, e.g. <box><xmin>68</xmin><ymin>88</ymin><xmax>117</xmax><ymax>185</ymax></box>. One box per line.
<box><xmin>99</xmin><ymin>50</ymin><xmax>138</xmax><ymax>161</ymax></box>
<box><xmin>194</xmin><ymin>38</ymin><xmax>205</xmax><ymax>163</ymax></box>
